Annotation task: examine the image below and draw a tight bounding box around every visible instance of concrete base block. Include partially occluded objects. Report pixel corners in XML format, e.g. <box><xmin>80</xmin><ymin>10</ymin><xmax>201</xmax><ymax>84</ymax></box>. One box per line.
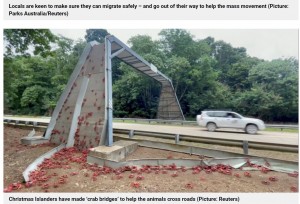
<box><xmin>113</xmin><ymin>140</ymin><xmax>138</xmax><ymax>156</ymax></box>
<box><xmin>21</xmin><ymin>136</ymin><xmax>49</xmax><ymax>145</ymax></box>
<box><xmin>89</xmin><ymin>145</ymin><xmax>125</xmax><ymax>161</ymax></box>
<box><xmin>88</xmin><ymin>140</ymin><xmax>138</xmax><ymax>162</ymax></box>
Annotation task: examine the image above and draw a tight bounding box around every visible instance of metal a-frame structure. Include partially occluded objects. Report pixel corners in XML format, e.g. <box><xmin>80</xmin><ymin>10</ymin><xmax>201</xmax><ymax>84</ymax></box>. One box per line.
<box><xmin>44</xmin><ymin>35</ymin><xmax>184</xmax><ymax>148</ymax></box>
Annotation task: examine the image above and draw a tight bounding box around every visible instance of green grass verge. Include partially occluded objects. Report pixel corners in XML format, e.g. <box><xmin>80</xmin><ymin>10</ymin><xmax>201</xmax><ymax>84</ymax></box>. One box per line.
<box><xmin>264</xmin><ymin>127</ymin><xmax>298</xmax><ymax>133</ymax></box>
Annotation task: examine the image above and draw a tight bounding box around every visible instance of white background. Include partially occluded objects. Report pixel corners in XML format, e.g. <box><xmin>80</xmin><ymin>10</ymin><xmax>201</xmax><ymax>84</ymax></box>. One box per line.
<box><xmin>3</xmin><ymin>0</ymin><xmax>299</xmax><ymax>20</ymax></box>
<box><xmin>3</xmin><ymin>193</ymin><xmax>300</xmax><ymax>203</ymax></box>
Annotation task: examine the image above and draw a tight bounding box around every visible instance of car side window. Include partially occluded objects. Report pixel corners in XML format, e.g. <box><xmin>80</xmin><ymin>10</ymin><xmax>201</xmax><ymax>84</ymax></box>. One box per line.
<box><xmin>231</xmin><ymin>113</ymin><xmax>241</xmax><ymax>119</ymax></box>
<box><xmin>207</xmin><ymin>112</ymin><xmax>227</xmax><ymax>117</ymax></box>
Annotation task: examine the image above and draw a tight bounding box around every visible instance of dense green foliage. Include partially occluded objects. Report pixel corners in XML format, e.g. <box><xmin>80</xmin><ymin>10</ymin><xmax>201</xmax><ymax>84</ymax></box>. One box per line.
<box><xmin>4</xmin><ymin>29</ymin><xmax>298</xmax><ymax>122</ymax></box>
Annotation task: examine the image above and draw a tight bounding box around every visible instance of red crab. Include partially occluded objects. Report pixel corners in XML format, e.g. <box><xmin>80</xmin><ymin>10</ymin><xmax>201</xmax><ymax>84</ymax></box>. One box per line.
<box><xmin>192</xmin><ymin>170</ymin><xmax>200</xmax><ymax>174</ymax></box>
<box><xmin>136</xmin><ymin>175</ymin><xmax>144</xmax><ymax>181</ymax></box>
<box><xmin>25</xmin><ymin>181</ymin><xmax>34</xmax><ymax>188</ymax></box>
<box><xmin>171</xmin><ymin>172</ymin><xmax>179</xmax><ymax>177</ymax></box>
<box><xmin>205</xmin><ymin>169</ymin><xmax>212</xmax><ymax>174</ymax></box>
<box><xmin>4</xmin><ymin>186</ymin><xmax>13</xmax><ymax>192</ymax></box>
<box><xmin>269</xmin><ymin>176</ymin><xmax>278</xmax><ymax>182</ymax></box>
<box><xmin>58</xmin><ymin>178</ymin><xmax>66</xmax><ymax>184</ymax></box>
<box><xmin>70</xmin><ymin>172</ymin><xmax>79</xmax><ymax>176</ymax></box>
<box><xmin>131</xmin><ymin>182</ymin><xmax>140</xmax><ymax>188</ymax></box>
<box><xmin>290</xmin><ymin>186</ymin><xmax>298</xmax><ymax>192</ymax></box>
<box><xmin>260</xmin><ymin>167</ymin><xmax>270</xmax><ymax>174</ymax></box>
<box><xmin>41</xmin><ymin>183</ymin><xmax>50</xmax><ymax>189</ymax></box>
<box><xmin>161</xmin><ymin>170</ymin><xmax>168</xmax><ymax>174</ymax></box>
<box><xmin>288</xmin><ymin>171</ymin><xmax>299</xmax><ymax>178</ymax></box>
<box><xmin>199</xmin><ymin>177</ymin><xmax>206</xmax><ymax>181</ymax></box>
<box><xmin>11</xmin><ymin>183</ymin><xmax>23</xmax><ymax>190</ymax></box>
<box><xmin>185</xmin><ymin>183</ymin><xmax>194</xmax><ymax>189</ymax></box>
<box><xmin>244</xmin><ymin>172</ymin><xmax>251</xmax><ymax>177</ymax></box>
<box><xmin>234</xmin><ymin>173</ymin><xmax>240</xmax><ymax>178</ymax></box>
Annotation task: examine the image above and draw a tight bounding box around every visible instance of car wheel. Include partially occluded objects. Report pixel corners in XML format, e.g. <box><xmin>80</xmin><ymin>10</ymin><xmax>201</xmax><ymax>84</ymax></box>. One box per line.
<box><xmin>206</xmin><ymin>122</ymin><xmax>217</xmax><ymax>132</ymax></box>
<box><xmin>246</xmin><ymin>124</ymin><xmax>258</xmax><ymax>134</ymax></box>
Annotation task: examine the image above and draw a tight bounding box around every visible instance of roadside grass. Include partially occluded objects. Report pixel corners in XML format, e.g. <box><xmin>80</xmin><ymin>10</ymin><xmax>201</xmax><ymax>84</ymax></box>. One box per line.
<box><xmin>264</xmin><ymin>127</ymin><xmax>298</xmax><ymax>133</ymax></box>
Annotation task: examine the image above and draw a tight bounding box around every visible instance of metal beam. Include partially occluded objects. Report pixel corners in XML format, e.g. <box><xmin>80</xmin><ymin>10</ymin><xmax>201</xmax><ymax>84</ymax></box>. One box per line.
<box><xmin>105</xmin><ymin>38</ymin><xmax>113</xmax><ymax>147</ymax></box>
<box><xmin>111</xmin><ymin>48</ymin><xmax>125</xmax><ymax>58</ymax></box>
<box><xmin>23</xmin><ymin>144</ymin><xmax>66</xmax><ymax>181</ymax></box>
<box><xmin>66</xmin><ymin>76</ymin><xmax>90</xmax><ymax>147</ymax></box>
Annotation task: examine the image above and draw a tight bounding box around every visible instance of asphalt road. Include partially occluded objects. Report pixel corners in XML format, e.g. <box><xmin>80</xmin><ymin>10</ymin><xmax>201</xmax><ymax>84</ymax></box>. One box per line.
<box><xmin>4</xmin><ymin>116</ymin><xmax>298</xmax><ymax>145</ymax></box>
<box><xmin>113</xmin><ymin>123</ymin><xmax>298</xmax><ymax>145</ymax></box>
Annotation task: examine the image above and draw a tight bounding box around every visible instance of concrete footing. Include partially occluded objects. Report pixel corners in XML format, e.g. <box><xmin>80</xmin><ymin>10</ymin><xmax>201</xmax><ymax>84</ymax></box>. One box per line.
<box><xmin>21</xmin><ymin>136</ymin><xmax>49</xmax><ymax>145</ymax></box>
<box><xmin>88</xmin><ymin>140</ymin><xmax>138</xmax><ymax>162</ymax></box>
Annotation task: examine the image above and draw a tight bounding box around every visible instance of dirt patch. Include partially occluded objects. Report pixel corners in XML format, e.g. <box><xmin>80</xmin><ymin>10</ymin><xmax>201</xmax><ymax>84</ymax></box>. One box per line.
<box><xmin>3</xmin><ymin>126</ymin><xmax>56</xmax><ymax>187</ymax></box>
<box><xmin>3</xmin><ymin>126</ymin><xmax>299</xmax><ymax>193</ymax></box>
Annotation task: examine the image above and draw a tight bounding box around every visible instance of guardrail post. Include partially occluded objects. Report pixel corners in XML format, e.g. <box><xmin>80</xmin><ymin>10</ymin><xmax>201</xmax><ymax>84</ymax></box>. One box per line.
<box><xmin>25</xmin><ymin>121</ymin><xmax>29</xmax><ymax>126</ymax></box>
<box><xmin>175</xmin><ymin>134</ymin><xmax>180</xmax><ymax>144</ymax></box>
<box><xmin>33</xmin><ymin>121</ymin><xmax>38</xmax><ymax>127</ymax></box>
<box><xmin>129</xmin><ymin>130</ymin><xmax>135</xmax><ymax>138</ymax></box>
<box><xmin>15</xmin><ymin>120</ymin><xmax>19</xmax><ymax>125</ymax></box>
<box><xmin>243</xmin><ymin>140</ymin><xmax>249</xmax><ymax>155</ymax></box>
<box><xmin>7</xmin><ymin>119</ymin><xmax>11</xmax><ymax>124</ymax></box>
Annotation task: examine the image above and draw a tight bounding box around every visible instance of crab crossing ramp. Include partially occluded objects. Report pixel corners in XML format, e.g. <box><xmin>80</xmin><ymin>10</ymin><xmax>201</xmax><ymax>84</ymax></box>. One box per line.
<box><xmin>42</xmin><ymin>35</ymin><xmax>184</xmax><ymax>149</ymax></box>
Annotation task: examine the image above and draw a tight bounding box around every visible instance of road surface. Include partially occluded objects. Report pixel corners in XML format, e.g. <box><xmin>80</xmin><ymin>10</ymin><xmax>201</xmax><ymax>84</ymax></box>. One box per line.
<box><xmin>4</xmin><ymin>116</ymin><xmax>298</xmax><ymax>145</ymax></box>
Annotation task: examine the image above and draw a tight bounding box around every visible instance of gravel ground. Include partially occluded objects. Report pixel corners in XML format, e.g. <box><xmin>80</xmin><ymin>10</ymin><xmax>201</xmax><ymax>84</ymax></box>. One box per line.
<box><xmin>3</xmin><ymin>125</ymin><xmax>299</xmax><ymax>193</ymax></box>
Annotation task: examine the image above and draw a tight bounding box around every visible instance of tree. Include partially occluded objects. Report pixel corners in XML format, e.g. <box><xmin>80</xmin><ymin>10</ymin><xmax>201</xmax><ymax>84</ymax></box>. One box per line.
<box><xmin>247</xmin><ymin>58</ymin><xmax>298</xmax><ymax>121</ymax></box>
<box><xmin>211</xmin><ymin>40</ymin><xmax>247</xmax><ymax>84</ymax></box>
<box><xmin>234</xmin><ymin>86</ymin><xmax>283</xmax><ymax>121</ymax></box>
<box><xmin>4</xmin><ymin>35</ymin><xmax>84</xmax><ymax>115</ymax></box>
<box><xmin>3</xmin><ymin>29</ymin><xmax>298</xmax><ymax>122</ymax></box>
<box><xmin>226</xmin><ymin>57</ymin><xmax>262</xmax><ymax>91</ymax></box>
<box><xmin>159</xmin><ymin>29</ymin><xmax>211</xmax><ymax>64</ymax></box>
<box><xmin>159</xmin><ymin>29</ymin><xmax>194</xmax><ymax>58</ymax></box>
<box><xmin>4</xmin><ymin>29</ymin><xmax>57</xmax><ymax>58</ymax></box>
<box><xmin>85</xmin><ymin>29</ymin><xmax>110</xmax><ymax>43</ymax></box>
<box><xmin>113</xmin><ymin>66</ymin><xmax>160</xmax><ymax>118</ymax></box>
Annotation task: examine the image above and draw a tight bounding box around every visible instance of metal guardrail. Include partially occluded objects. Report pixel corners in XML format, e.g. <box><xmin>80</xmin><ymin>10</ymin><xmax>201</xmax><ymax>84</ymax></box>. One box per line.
<box><xmin>3</xmin><ymin>119</ymin><xmax>49</xmax><ymax>127</ymax></box>
<box><xmin>4</xmin><ymin>117</ymin><xmax>298</xmax><ymax>129</ymax></box>
<box><xmin>114</xmin><ymin>118</ymin><xmax>299</xmax><ymax>130</ymax></box>
<box><xmin>114</xmin><ymin>129</ymin><xmax>298</xmax><ymax>153</ymax></box>
<box><xmin>3</xmin><ymin>118</ymin><xmax>298</xmax><ymax>154</ymax></box>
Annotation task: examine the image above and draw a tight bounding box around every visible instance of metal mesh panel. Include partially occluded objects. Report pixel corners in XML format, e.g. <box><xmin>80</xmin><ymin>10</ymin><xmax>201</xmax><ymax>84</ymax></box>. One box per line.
<box><xmin>49</xmin><ymin>43</ymin><xmax>107</xmax><ymax>150</ymax></box>
<box><xmin>157</xmin><ymin>83</ymin><xmax>184</xmax><ymax>120</ymax></box>
<box><xmin>46</xmin><ymin>36</ymin><xmax>184</xmax><ymax>149</ymax></box>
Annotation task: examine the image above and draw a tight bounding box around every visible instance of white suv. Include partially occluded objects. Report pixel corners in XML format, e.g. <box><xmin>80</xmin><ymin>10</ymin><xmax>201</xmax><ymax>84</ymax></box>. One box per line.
<box><xmin>196</xmin><ymin>111</ymin><xmax>265</xmax><ymax>134</ymax></box>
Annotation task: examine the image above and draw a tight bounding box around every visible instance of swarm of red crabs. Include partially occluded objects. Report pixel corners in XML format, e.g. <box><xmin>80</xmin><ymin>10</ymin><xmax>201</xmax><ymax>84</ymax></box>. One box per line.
<box><xmin>4</xmin><ymin>147</ymin><xmax>298</xmax><ymax>192</ymax></box>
